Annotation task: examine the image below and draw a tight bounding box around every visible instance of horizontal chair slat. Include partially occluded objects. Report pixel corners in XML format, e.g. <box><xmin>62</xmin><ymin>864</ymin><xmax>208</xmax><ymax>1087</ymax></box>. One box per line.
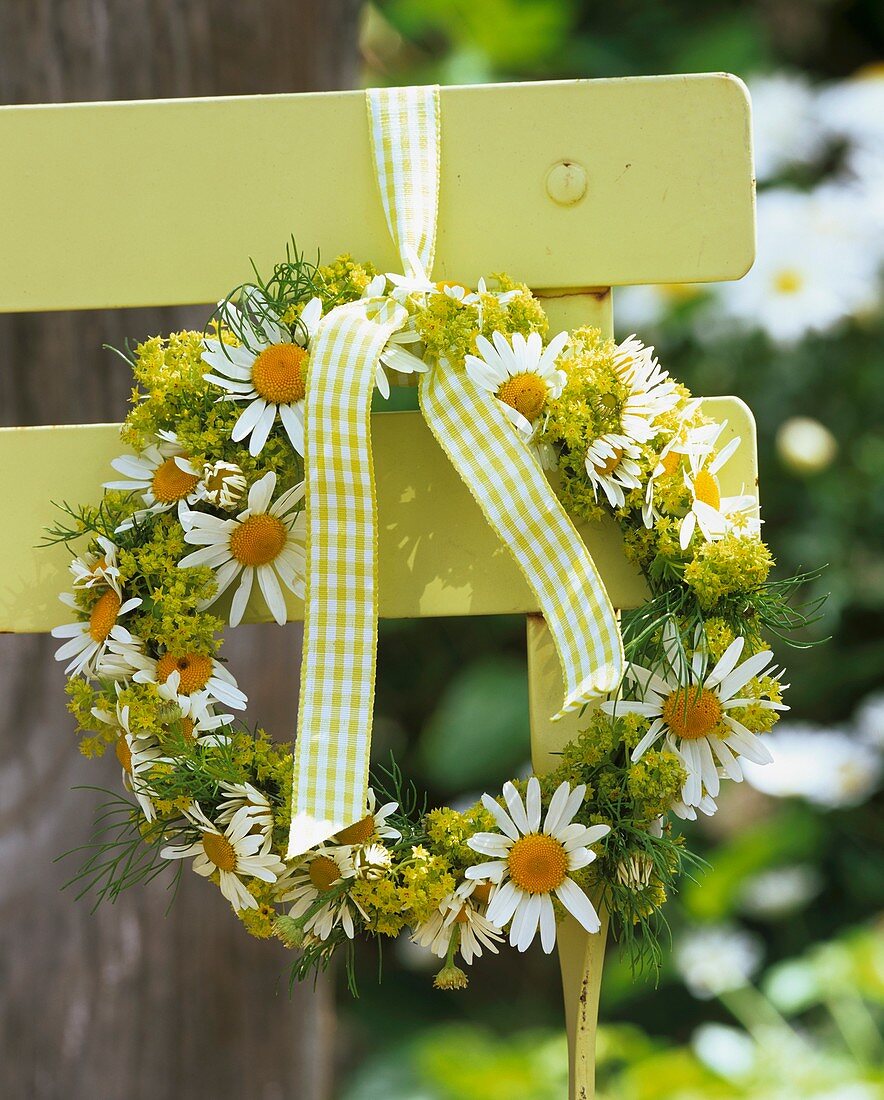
<box><xmin>0</xmin><ymin>399</ymin><xmax>756</xmax><ymax>632</ymax></box>
<box><xmin>0</xmin><ymin>75</ymin><xmax>754</xmax><ymax>313</ymax></box>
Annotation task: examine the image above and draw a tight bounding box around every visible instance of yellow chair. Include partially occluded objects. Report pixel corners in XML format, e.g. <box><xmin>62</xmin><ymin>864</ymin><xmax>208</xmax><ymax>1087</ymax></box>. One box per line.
<box><xmin>0</xmin><ymin>76</ymin><xmax>756</xmax><ymax>1098</ymax></box>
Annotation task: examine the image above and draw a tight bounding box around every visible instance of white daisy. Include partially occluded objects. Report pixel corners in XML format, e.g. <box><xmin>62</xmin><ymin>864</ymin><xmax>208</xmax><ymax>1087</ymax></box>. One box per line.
<box><xmin>201</xmin><ymin>460</ymin><xmax>248</xmax><ymax>511</ymax></box>
<box><xmin>680</xmin><ymin>425</ymin><xmax>758</xmax><ymax>549</ymax></box>
<box><xmin>611</xmin><ymin>335</ymin><xmax>678</xmax><ymax>444</ymax></box>
<box><xmin>92</xmin><ymin>693</ymin><xmax>164</xmax><ymax>821</ymax></box>
<box><xmin>602</xmin><ymin>631</ymin><xmax>787</xmax><ymax>811</ymax></box>
<box><xmin>384</xmin><ymin>247</ymin><xmax>439</xmax><ymax>302</ymax></box>
<box><xmin>215</xmin><ymin>781</ymin><xmax>274</xmax><ymax>835</ymax></box>
<box><xmin>465</xmin><ymin>777</ymin><xmax>609</xmax><ymax>953</ymax></box>
<box><xmin>465</xmin><ymin>330</ymin><xmax>569</xmax><ymax>443</ymax></box>
<box><xmin>128</xmin><ymin>651</ymin><xmax>247</xmax><ymax>712</ymax></box>
<box><xmin>179</xmin><ymin>471</ymin><xmax>306</xmax><ymax>627</ymax></box>
<box><xmin>584</xmin><ymin>432</ymin><xmax>643</xmax><ymax>509</ymax></box>
<box><xmin>352</xmin><ymin>842</ymin><xmax>393</xmax><ymax>880</ymax></box>
<box><xmin>202</xmin><ymin>288</ymin><xmax>323</xmax><ymax>456</ymax></box>
<box><xmin>69</xmin><ymin>536</ymin><xmax>123</xmax><ymax>597</ymax></box>
<box><xmin>161</xmin><ymin>803</ymin><xmax>285</xmax><ymax>912</ymax></box>
<box><xmin>332</xmin><ymin>787</ymin><xmax>402</xmax><ymax>847</ymax></box>
<box><xmin>642</xmin><ymin>415</ymin><xmax>720</xmax><ymax>528</ymax></box>
<box><xmin>172</xmin><ymin>690</ymin><xmax>235</xmax><ymax>746</ymax></box>
<box><xmin>411</xmin><ymin>886</ymin><xmax>503</xmax><ymax>965</ymax></box>
<box><xmin>51</xmin><ymin>589</ymin><xmax>142</xmax><ymax>678</ymax></box>
<box><xmin>277</xmin><ymin>847</ymin><xmax>359</xmax><ymax>940</ymax></box>
<box><xmin>362</xmin><ymin>274</ymin><xmax>429</xmax><ymax>397</ymax></box>
<box><xmin>105</xmin><ymin>432</ymin><xmax>202</xmax><ymax>531</ymax></box>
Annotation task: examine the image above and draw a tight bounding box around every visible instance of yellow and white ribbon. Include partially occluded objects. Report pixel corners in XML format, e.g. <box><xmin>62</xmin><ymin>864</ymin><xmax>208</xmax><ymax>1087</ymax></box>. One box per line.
<box><xmin>288</xmin><ymin>85</ymin><xmax>623</xmax><ymax>858</ymax></box>
<box><xmin>287</xmin><ymin>88</ymin><xmax>441</xmax><ymax>857</ymax></box>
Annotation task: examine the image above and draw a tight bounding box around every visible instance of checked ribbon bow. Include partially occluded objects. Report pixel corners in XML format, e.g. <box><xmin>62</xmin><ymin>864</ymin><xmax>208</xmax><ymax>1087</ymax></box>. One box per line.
<box><xmin>287</xmin><ymin>86</ymin><xmax>624</xmax><ymax>857</ymax></box>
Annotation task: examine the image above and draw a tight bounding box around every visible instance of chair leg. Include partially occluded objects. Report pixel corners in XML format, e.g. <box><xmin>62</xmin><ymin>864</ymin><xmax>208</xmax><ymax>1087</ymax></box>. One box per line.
<box><xmin>558</xmin><ymin>911</ymin><xmax>608</xmax><ymax>1100</ymax></box>
<box><xmin>527</xmin><ymin>613</ymin><xmax>607</xmax><ymax>1100</ymax></box>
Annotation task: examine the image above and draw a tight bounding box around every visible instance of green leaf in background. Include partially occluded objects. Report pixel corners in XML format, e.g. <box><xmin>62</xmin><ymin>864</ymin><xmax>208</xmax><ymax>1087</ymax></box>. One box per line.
<box><xmin>419</xmin><ymin>655</ymin><xmax>529</xmax><ymax>791</ymax></box>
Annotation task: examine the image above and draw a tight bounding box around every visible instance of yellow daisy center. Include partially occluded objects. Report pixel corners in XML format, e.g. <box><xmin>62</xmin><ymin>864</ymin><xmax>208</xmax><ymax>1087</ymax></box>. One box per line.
<box><xmin>309</xmin><ymin>855</ymin><xmax>341</xmax><ymax>891</ymax></box>
<box><xmin>181</xmin><ymin>716</ymin><xmax>196</xmax><ymax>743</ymax></box>
<box><xmin>471</xmin><ymin>881</ymin><xmax>493</xmax><ymax>905</ymax></box>
<box><xmin>90</xmin><ymin>555</ymin><xmax>109</xmax><ymax>577</ymax></box>
<box><xmin>229</xmin><ymin>513</ymin><xmax>288</xmax><ymax>567</ymax></box>
<box><xmin>453</xmin><ymin>905</ymin><xmax>470</xmax><ymax>924</ymax></box>
<box><xmin>496</xmin><ymin>372</ymin><xmax>548</xmax><ymax>423</ymax></box>
<box><xmin>156</xmin><ymin>652</ymin><xmax>213</xmax><ymax>695</ymax></box>
<box><xmin>115</xmin><ymin>734</ymin><xmax>132</xmax><ymax>774</ymax></box>
<box><xmin>773</xmin><ymin>268</ymin><xmax>803</xmax><ymax>295</ymax></box>
<box><xmin>592</xmin><ymin>445</ymin><xmax>624</xmax><ymax>477</ymax></box>
<box><xmin>88</xmin><ymin>590</ymin><xmax>122</xmax><ymax>642</ymax></box>
<box><xmin>251</xmin><ymin>343</ymin><xmax>308</xmax><ymax>405</ymax></box>
<box><xmin>202</xmin><ymin>832</ymin><xmax>237</xmax><ymax>873</ymax></box>
<box><xmin>335</xmin><ymin>814</ymin><xmax>376</xmax><ymax>845</ymax></box>
<box><xmin>151</xmin><ymin>457</ymin><xmax>200</xmax><ymax>504</ymax></box>
<box><xmin>660</xmin><ymin>450</ymin><xmax>681</xmax><ymax>477</ymax></box>
<box><xmin>507</xmin><ymin>833</ymin><xmax>569</xmax><ymax>895</ymax></box>
<box><xmin>692</xmin><ymin>469</ymin><xmax>721</xmax><ymax>510</ymax></box>
<box><xmin>662</xmin><ymin>687</ymin><xmax>723</xmax><ymax>740</ymax></box>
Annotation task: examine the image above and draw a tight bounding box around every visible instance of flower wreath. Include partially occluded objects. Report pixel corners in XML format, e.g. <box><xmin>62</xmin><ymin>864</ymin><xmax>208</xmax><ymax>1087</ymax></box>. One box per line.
<box><xmin>49</xmin><ymin>243</ymin><xmax>816</xmax><ymax>993</ymax></box>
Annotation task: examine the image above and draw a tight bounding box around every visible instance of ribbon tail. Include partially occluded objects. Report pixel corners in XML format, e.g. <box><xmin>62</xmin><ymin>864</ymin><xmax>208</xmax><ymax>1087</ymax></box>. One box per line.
<box><xmin>420</xmin><ymin>366</ymin><xmax>625</xmax><ymax>719</ymax></box>
<box><xmin>286</xmin><ymin>300</ymin><xmax>405</xmax><ymax>860</ymax></box>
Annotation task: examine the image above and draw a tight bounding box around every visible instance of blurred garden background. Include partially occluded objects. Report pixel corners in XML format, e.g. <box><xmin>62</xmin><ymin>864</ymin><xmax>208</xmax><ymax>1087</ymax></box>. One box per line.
<box><xmin>343</xmin><ymin>2</ymin><xmax>884</xmax><ymax>1097</ymax></box>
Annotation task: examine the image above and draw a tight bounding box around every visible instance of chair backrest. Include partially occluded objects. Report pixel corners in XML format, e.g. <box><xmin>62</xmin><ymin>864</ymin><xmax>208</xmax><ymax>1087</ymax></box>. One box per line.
<box><xmin>0</xmin><ymin>75</ymin><xmax>756</xmax><ymax>632</ymax></box>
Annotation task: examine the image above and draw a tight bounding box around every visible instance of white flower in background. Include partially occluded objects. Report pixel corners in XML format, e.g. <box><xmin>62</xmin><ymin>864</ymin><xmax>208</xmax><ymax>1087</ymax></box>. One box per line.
<box><xmin>642</xmin><ymin>416</ymin><xmax>720</xmax><ymax>527</ymax></box>
<box><xmin>679</xmin><ymin>425</ymin><xmax>758</xmax><ymax>549</ymax></box>
<box><xmin>692</xmin><ymin>1023</ymin><xmax>756</xmax><ymax>1080</ymax></box>
<box><xmin>412</xmin><ymin>885</ymin><xmax>502</xmax><ymax>965</ymax></box>
<box><xmin>202</xmin><ymin>289</ymin><xmax>323</xmax><ymax>456</ymax></box>
<box><xmin>465</xmin><ymin>330</ymin><xmax>569</xmax><ymax>445</ymax></box>
<box><xmin>92</xmin><ymin>693</ymin><xmax>164</xmax><ymax>821</ymax></box>
<box><xmin>51</xmin><ymin>590</ymin><xmax>142</xmax><ymax>678</ymax></box>
<box><xmin>855</xmin><ymin>691</ymin><xmax>884</xmax><ymax>751</ymax></box>
<box><xmin>603</xmin><ymin>631</ymin><xmax>785</xmax><ymax>811</ymax></box>
<box><xmin>105</xmin><ymin>432</ymin><xmax>202</xmax><ymax>531</ymax></box>
<box><xmin>333</xmin><ymin>788</ymin><xmax>402</xmax><ymax>847</ymax></box>
<box><xmin>776</xmin><ymin>416</ymin><xmax>838</xmax><ymax>477</ymax></box>
<box><xmin>608</xmin><ymin>283</ymin><xmax>704</xmax><ymax>332</ymax></box>
<box><xmin>179</xmin><ymin>472</ymin><xmax>306</xmax><ymax>627</ymax></box>
<box><xmin>201</xmin><ymin>460</ymin><xmax>248</xmax><ymax>511</ymax></box>
<box><xmin>742</xmin><ymin>723</ymin><xmax>882</xmax><ymax>809</ymax></box>
<box><xmin>277</xmin><ymin>848</ymin><xmax>359</xmax><ymax>940</ymax></box>
<box><xmin>215</xmin><ymin>781</ymin><xmax>274</xmax><ymax>835</ymax></box>
<box><xmin>69</xmin><ymin>536</ymin><xmax>123</xmax><ymax>597</ymax></box>
<box><xmin>675</xmin><ymin>923</ymin><xmax>763</xmax><ymax>999</ymax></box>
<box><xmin>818</xmin><ymin>67</ymin><xmax>884</xmax><ymax>184</ymax></box>
<box><xmin>128</xmin><ymin>650</ymin><xmax>247</xmax><ymax>712</ymax></box>
<box><xmin>709</xmin><ymin>188</ymin><xmax>880</xmax><ymax>345</ymax></box>
<box><xmin>739</xmin><ymin>864</ymin><xmax>822</xmax><ymax>919</ymax></box>
<box><xmin>465</xmin><ymin>777</ymin><xmax>609</xmax><ymax>953</ymax></box>
<box><xmin>748</xmin><ymin>72</ymin><xmax>827</xmax><ymax>183</ymax></box>
<box><xmin>162</xmin><ymin>803</ymin><xmax>286</xmax><ymax>911</ymax></box>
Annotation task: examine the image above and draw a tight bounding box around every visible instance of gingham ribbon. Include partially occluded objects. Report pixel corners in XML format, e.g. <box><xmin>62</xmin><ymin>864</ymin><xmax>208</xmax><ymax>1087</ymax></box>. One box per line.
<box><xmin>287</xmin><ymin>88</ymin><xmax>440</xmax><ymax>857</ymax></box>
<box><xmin>288</xmin><ymin>85</ymin><xmax>624</xmax><ymax>857</ymax></box>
